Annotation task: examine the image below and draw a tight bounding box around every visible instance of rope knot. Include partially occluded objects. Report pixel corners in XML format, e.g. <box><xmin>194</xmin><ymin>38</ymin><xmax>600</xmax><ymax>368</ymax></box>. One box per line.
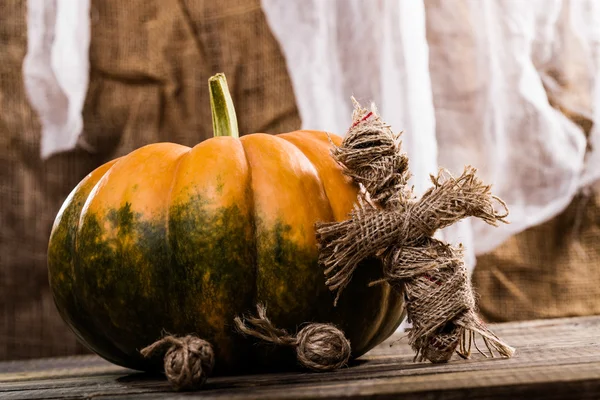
<box><xmin>235</xmin><ymin>304</ymin><xmax>351</xmax><ymax>372</ymax></box>
<box><xmin>141</xmin><ymin>335</ymin><xmax>215</xmax><ymax>391</ymax></box>
<box><xmin>295</xmin><ymin>323</ymin><xmax>352</xmax><ymax>371</ymax></box>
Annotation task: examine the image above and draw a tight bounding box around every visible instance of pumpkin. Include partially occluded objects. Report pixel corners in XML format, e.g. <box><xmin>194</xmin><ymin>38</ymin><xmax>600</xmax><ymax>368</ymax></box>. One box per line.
<box><xmin>47</xmin><ymin>74</ymin><xmax>405</xmax><ymax>375</ymax></box>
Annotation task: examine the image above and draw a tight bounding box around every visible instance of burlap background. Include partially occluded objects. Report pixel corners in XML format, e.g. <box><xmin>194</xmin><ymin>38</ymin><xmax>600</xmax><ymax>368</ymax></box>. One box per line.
<box><xmin>474</xmin><ymin>183</ymin><xmax>600</xmax><ymax>322</ymax></box>
<box><xmin>0</xmin><ymin>0</ymin><xmax>300</xmax><ymax>360</ymax></box>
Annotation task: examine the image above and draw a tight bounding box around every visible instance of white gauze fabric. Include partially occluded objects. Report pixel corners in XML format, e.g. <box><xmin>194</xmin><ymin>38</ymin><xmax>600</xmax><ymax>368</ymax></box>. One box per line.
<box><xmin>424</xmin><ymin>0</ymin><xmax>599</xmax><ymax>254</ymax></box>
<box><xmin>23</xmin><ymin>0</ymin><xmax>90</xmax><ymax>159</ymax></box>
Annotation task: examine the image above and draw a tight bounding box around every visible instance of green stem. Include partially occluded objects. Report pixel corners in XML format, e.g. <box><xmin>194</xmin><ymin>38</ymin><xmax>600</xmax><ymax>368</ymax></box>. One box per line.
<box><xmin>209</xmin><ymin>73</ymin><xmax>239</xmax><ymax>138</ymax></box>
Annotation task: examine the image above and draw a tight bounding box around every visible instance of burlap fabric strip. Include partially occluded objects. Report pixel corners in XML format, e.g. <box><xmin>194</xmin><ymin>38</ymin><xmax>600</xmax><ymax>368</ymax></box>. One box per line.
<box><xmin>316</xmin><ymin>99</ymin><xmax>515</xmax><ymax>363</ymax></box>
<box><xmin>235</xmin><ymin>304</ymin><xmax>351</xmax><ymax>372</ymax></box>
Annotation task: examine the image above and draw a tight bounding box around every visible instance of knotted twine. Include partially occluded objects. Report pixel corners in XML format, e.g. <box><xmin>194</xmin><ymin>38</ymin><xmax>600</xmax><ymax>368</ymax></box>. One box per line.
<box><xmin>235</xmin><ymin>304</ymin><xmax>351</xmax><ymax>371</ymax></box>
<box><xmin>316</xmin><ymin>99</ymin><xmax>515</xmax><ymax>363</ymax></box>
<box><xmin>140</xmin><ymin>335</ymin><xmax>215</xmax><ymax>391</ymax></box>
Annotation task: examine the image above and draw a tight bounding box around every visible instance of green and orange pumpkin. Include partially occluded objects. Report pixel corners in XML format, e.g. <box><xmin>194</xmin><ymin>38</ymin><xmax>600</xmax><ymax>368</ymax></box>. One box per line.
<box><xmin>47</xmin><ymin>74</ymin><xmax>405</xmax><ymax>375</ymax></box>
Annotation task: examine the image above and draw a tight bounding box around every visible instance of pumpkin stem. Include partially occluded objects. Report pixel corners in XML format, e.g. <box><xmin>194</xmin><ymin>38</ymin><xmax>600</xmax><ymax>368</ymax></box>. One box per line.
<box><xmin>209</xmin><ymin>73</ymin><xmax>239</xmax><ymax>138</ymax></box>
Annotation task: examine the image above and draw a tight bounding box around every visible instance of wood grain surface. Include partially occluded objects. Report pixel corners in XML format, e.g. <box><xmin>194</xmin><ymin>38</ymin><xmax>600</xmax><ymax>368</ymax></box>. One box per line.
<box><xmin>1</xmin><ymin>316</ymin><xmax>599</xmax><ymax>399</ymax></box>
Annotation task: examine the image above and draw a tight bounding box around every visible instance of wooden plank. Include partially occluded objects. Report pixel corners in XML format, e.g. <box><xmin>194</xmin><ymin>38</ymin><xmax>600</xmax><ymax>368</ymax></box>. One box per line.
<box><xmin>0</xmin><ymin>316</ymin><xmax>599</xmax><ymax>399</ymax></box>
<box><xmin>3</xmin><ymin>361</ymin><xmax>600</xmax><ymax>400</ymax></box>
<box><xmin>0</xmin><ymin>355</ymin><xmax>116</xmax><ymax>374</ymax></box>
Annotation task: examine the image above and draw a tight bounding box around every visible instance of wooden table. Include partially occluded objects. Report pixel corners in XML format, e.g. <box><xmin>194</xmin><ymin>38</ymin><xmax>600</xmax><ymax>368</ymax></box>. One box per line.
<box><xmin>1</xmin><ymin>316</ymin><xmax>599</xmax><ymax>399</ymax></box>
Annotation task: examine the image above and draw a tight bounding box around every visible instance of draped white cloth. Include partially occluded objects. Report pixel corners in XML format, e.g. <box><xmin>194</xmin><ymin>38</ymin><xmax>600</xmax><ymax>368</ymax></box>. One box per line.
<box><xmin>23</xmin><ymin>0</ymin><xmax>90</xmax><ymax>158</ymax></box>
<box><xmin>25</xmin><ymin>0</ymin><xmax>600</xmax><ymax>271</ymax></box>
<box><xmin>423</xmin><ymin>0</ymin><xmax>599</xmax><ymax>254</ymax></box>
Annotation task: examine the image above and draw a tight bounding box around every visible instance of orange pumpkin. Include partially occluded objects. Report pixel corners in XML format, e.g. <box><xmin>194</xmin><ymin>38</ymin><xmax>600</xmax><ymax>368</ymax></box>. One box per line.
<box><xmin>48</xmin><ymin>74</ymin><xmax>405</xmax><ymax>374</ymax></box>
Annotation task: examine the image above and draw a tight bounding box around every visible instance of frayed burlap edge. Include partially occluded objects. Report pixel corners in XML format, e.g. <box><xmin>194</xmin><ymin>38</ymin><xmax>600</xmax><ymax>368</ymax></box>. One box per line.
<box><xmin>316</xmin><ymin>99</ymin><xmax>515</xmax><ymax>363</ymax></box>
